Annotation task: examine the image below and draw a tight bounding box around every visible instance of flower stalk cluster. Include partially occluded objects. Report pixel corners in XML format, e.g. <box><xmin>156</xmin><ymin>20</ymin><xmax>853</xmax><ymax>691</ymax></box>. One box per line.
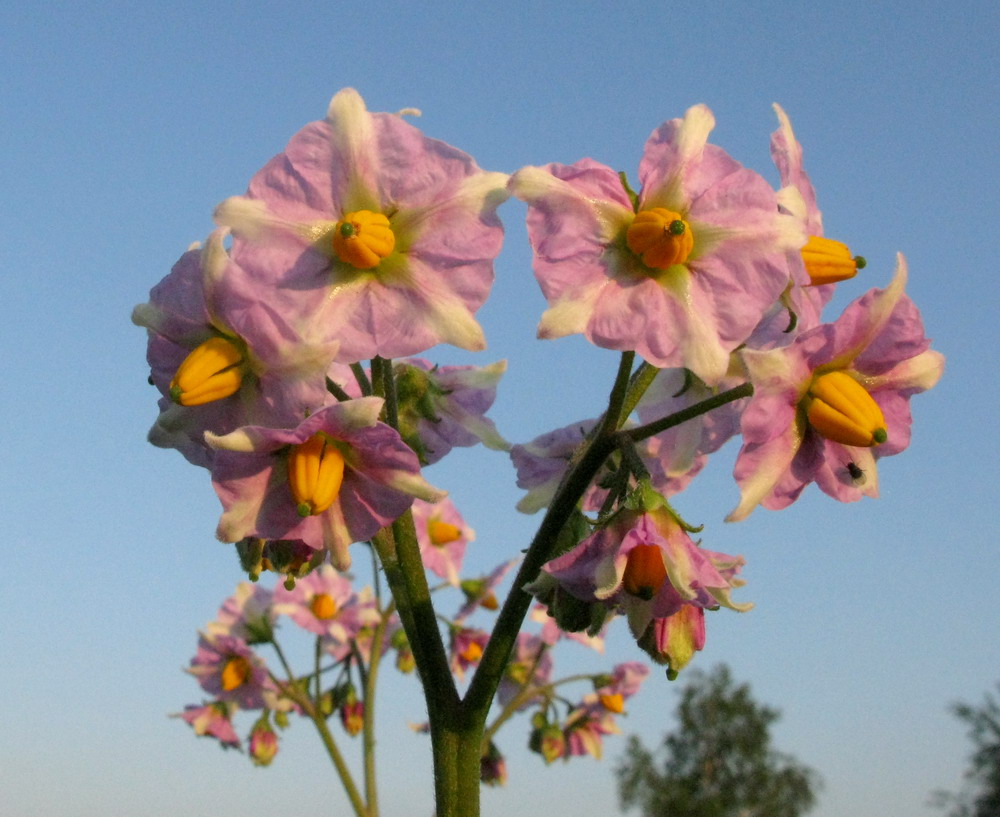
<box><xmin>139</xmin><ymin>89</ymin><xmax>943</xmax><ymax>816</ymax></box>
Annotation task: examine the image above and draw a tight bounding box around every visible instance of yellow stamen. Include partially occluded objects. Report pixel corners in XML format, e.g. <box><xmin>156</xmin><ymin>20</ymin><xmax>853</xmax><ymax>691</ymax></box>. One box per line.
<box><xmin>622</xmin><ymin>544</ymin><xmax>668</xmax><ymax>600</ymax></box>
<box><xmin>310</xmin><ymin>592</ymin><xmax>338</xmax><ymax>620</ymax></box>
<box><xmin>170</xmin><ymin>337</ymin><xmax>245</xmax><ymax>406</ymax></box>
<box><xmin>332</xmin><ymin>210</ymin><xmax>396</xmax><ymax>269</ymax></box>
<box><xmin>479</xmin><ymin>592</ymin><xmax>499</xmax><ymax>611</ymax></box>
<box><xmin>800</xmin><ymin>235</ymin><xmax>863</xmax><ymax>286</ymax></box>
<box><xmin>599</xmin><ymin>692</ymin><xmax>625</xmax><ymax>714</ymax></box>
<box><xmin>428</xmin><ymin>519</ymin><xmax>462</xmax><ymax>546</ymax></box>
<box><xmin>220</xmin><ymin>655</ymin><xmax>252</xmax><ymax>691</ymax></box>
<box><xmin>460</xmin><ymin>641</ymin><xmax>484</xmax><ymax>663</ymax></box>
<box><xmin>805</xmin><ymin>370</ymin><xmax>887</xmax><ymax>447</ymax></box>
<box><xmin>626</xmin><ymin>208</ymin><xmax>694</xmax><ymax>270</ymax></box>
<box><xmin>288</xmin><ymin>433</ymin><xmax>346</xmax><ymax>517</ymax></box>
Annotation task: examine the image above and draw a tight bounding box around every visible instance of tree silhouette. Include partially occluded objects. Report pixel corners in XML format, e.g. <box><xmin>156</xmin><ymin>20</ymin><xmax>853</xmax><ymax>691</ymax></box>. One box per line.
<box><xmin>617</xmin><ymin>664</ymin><xmax>820</xmax><ymax>817</ymax></box>
<box><xmin>932</xmin><ymin>682</ymin><xmax>1000</xmax><ymax>817</ymax></box>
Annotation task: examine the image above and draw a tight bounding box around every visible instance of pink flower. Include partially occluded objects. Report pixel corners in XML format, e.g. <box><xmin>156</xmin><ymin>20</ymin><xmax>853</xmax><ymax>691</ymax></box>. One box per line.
<box><xmin>509</xmin><ymin>420</ymin><xmax>600</xmax><ymax>514</ymax></box>
<box><xmin>207</xmin><ymin>581</ymin><xmax>275</xmax><ymax>645</ymax></box>
<box><xmin>562</xmin><ymin>706</ymin><xmax>619</xmax><ymax>760</ymax></box>
<box><xmin>455</xmin><ymin>558</ymin><xmax>519</xmax><ymax>621</ymax></box>
<box><xmin>214</xmin><ymin>88</ymin><xmax>509</xmax><ymax>363</ymax></box>
<box><xmin>133</xmin><ymin>230</ymin><xmax>337</xmax><ymax>467</ymax></box>
<box><xmin>541</xmin><ymin>508</ymin><xmax>751</xmax><ymax>640</ymax></box>
<box><xmin>272</xmin><ymin>564</ymin><xmax>380</xmax><ymax>657</ymax></box>
<box><xmin>728</xmin><ymin>255</ymin><xmax>945</xmax><ymax>520</ymax></box>
<box><xmin>394</xmin><ymin>358</ymin><xmax>509</xmax><ymax>464</ymax></box>
<box><xmin>449</xmin><ymin>626</ymin><xmax>489</xmax><ymax>681</ymax></box>
<box><xmin>206</xmin><ymin>398</ymin><xmax>445</xmax><ymax>569</ymax></box>
<box><xmin>635</xmin><ymin>367</ymin><xmax>748</xmax><ymax>496</ymax></box>
<box><xmin>187</xmin><ymin>633</ymin><xmax>276</xmax><ymax>710</ymax></box>
<box><xmin>175</xmin><ymin>701</ymin><xmax>241</xmax><ymax>749</ymax></box>
<box><xmin>510</xmin><ymin>105</ymin><xmax>804</xmax><ymax>384</ymax></box>
<box><xmin>497</xmin><ymin>632</ymin><xmax>553</xmax><ymax>709</ymax></box>
<box><xmin>411</xmin><ymin>497</ymin><xmax>474</xmax><ymax>586</ymax></box>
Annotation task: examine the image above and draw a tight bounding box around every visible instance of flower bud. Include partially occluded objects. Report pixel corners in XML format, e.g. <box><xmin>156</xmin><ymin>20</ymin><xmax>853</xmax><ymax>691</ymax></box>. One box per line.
<box><xmin>248</xmin><ymin>718</ymin><xmax>278</xmax><ymax>767</ymax></box>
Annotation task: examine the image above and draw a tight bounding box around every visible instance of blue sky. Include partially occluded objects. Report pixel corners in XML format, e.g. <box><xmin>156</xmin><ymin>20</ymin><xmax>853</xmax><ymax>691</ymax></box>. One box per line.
<box><xmin>2</xmin><ymin>1</ymin><xmax>998</xmax><ymax>815</ymax></box>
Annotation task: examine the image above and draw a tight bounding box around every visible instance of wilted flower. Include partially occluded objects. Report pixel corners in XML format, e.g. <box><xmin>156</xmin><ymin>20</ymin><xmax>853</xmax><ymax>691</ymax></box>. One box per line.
<box><xmin>174</xmin><ymin>701</ymin><xmax>241</xmax><ymax>749</ymax></box>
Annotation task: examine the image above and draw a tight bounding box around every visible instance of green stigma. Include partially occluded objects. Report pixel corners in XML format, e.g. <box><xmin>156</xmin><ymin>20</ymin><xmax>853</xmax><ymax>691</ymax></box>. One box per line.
<box><xmin>854</xmin><ymin>255</ymin><xmax>867</xmax><ymax>269</ymax></box>
<box><xmin>339</xmin><ymin>222</ymin><xmax>356</xmax><ymax>238</ymax></box>
<box><xmin>668</xmin><ymin>219</ymin><xmax>686</xmax><ymax>235</ymax></box>
<box><xmin>296</xmin><ymin>501</ymin><xmax>313</xmax><ymax>518</ymax></box>
<box><xmin>873</xmin><ymin>428</ymin><xmax>888</xmax><ymax>444</ymax></box>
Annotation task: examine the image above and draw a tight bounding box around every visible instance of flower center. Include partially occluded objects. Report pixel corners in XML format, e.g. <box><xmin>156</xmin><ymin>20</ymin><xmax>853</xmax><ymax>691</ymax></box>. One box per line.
<box><xmin>622</xmin><ymin>544</ymin><xmax>668</xmax><ymax>600</ymax></box>
<box><xmin>332</xmin><ymin>210</ymin><xmax>396</xmax><ymax>269</ymax></box>
<box><xmin>460</xmin><ymin>640</ymin><xmax>484</xmax><ymax>663</ymax></box>
<box><xmin>800</xmin><ymin>235</ymin><xmax>866</xmax><ymax>286</ymax></box>
<box><xmin>220</xmin><ymin>655</ymin><xmax>252</xmax><ymax>691</ymax></box>
<box><xmin>310</xmin><ymin>592</ymin><xmax>338</xmax><ymax>620</ymax></box>
<box><xmin>626</xmin><ymin>208</ymin><xmax>694</xmax><ymax>270</ymax></box>
<box><xmin>599</xmin><ymin>692</ymin><xmax>625</xmax><ymax>713</ymax></box>
<box><xmin>169</xmin><ymin>336</ymin><xmax>245</xmax><ymax>406</ymax></box>
<box><xmin>805</xmin><ymin>370</ymin><xmax>887</xmax><ymax>447</ymax></box>
<box><xmin>288</xmin><ymin>433</ymin><xmax>346</xmax><ymax>517</ymax></box>
<box><xmin>428</xmin><ymin>519</ymin><xmax>462</xmax><ymax>546</ymax></box>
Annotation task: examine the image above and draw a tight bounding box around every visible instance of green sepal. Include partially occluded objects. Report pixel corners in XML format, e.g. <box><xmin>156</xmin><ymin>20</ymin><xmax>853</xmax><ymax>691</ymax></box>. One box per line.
<box><xmin>618</xmin><ymin>170</ymin><xmax>640</xmax><ymax>212</ymax></box>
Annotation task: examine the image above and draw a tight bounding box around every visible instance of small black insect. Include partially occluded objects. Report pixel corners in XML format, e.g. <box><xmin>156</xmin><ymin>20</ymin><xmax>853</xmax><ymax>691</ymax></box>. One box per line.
<box><xmin>846</xmin><ymin>461</ymin><xmax>867</xmax><ymax>486</ymax></box>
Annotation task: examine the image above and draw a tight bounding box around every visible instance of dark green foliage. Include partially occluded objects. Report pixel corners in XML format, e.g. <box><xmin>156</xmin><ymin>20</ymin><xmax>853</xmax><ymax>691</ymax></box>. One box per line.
<box><xmin>616</xmin><ymin>664</ymin><xmax>820</xmax><ymax>817</ymax></box>
<box><xmin>932</xmin><ymin>683</ymin><xmax>1000</xmax><ymax>817</ymax></box>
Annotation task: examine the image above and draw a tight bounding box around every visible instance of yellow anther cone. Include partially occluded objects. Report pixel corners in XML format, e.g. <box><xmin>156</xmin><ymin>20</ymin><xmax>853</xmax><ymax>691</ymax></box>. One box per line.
<box><xmin>800</xmin><ymin>235</ymin><xmax>862</xmax><ymax>286</ymax></box>
<box><xmin>622</xmin><ymin>544</ymin><xmax>668</xmax><ymax>600</ymax></box>
<box><xmin>429</xmin><ymin>519</ymin><xmax>462</xmax><ymax>546</ymax></box>
<box><xmin>806</xmin><ymin>370</ymin><xmax>887</xmax><ymax>447</ymax></box>
<box><xmin>170</xmin><ymin>337</ymin><xmax>245</xmax><ymax>406</ymax></box>
<box><xmin>332</xmin><ymin>210</ymin><xmax>395</xmax><ymax>269</ymax></box>
<box><xmin>626</xmin><ymin>208</ymin><xmax>694</xmax><ymax>270</ymax></box>
<box><xmin>310</xmin><ymin>592</ymin><xmax>338</xmax><ymax>620</ymax></box>
<box><xmin>220</xmin><ymin>655</ymin><xmax>252</xmax><ymax>691</ymax></box>
<box><xmin>288</xmin><ymin>434</ymin><xmax>346</xmax><ymax>517</ymax></box>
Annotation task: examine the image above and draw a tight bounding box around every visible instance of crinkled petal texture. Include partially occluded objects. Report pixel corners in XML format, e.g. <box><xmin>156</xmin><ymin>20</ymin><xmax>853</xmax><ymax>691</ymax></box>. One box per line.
<box><xmin>133</xmin><ymin>232</ymin><xmax>337</xmax><ymax>467</ymax></box>
<box><xmin>402</xmin><ymin>358</ymin><xmax>509</xmax><ymax>463</ymax></box>
<box><xmin>728</xmin><ymin>255</ymin><xmax>944</xmax><ymax>520</ymax></box>
<box><xmin>206</xmin><ymin>398</ymin><xmax>445</xmax><ymax>569</ymax></box>
<box><xmin>215</xmin><ymin>88</ymin><xmax>509</xmax><ymax>363</ymax></box>
<box><xmin>542</xmin><ymin>509</ymin><xmax>750</xmax><ymax>639</ymax></box>
<box><xmin>511</xmin><ymin>105</ymin><xmax>803</xmax><ymax>384</ymax></box>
